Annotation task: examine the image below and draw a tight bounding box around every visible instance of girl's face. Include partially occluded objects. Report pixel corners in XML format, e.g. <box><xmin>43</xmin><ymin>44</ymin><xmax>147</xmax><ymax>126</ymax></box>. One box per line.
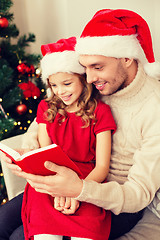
<box><xmin>49</xmin><ymin>72</ymin><xmax>83</xmax><ymax>112</ymax></box>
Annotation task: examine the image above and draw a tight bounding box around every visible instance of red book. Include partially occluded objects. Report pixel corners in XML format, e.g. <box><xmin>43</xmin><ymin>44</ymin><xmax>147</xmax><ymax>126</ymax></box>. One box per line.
<box><xmin>0</xmin><ymin>143</ymin><xmax>82</xmax><ymax>177</ymax></box>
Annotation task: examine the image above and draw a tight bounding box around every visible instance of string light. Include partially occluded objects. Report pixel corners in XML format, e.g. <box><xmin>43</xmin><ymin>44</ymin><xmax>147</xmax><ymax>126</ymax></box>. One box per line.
<box><xmin>29</xmin><ymin>109</ymin><xmax>32</xmax><ymax>114</ymax></box>
<box><xmin>35</xmin><ymin>68</ymin><xmax>41</xmax><ymax>75</ymax></box>
<box><xmin>2</xmin><ymin>199</ymin><xmax>7</xmax><ymax>204</ymax></box>
<box><xmin>0</xmin><ymin>98</ymin><xmax>2</xmax><ymax>102</ymax></box>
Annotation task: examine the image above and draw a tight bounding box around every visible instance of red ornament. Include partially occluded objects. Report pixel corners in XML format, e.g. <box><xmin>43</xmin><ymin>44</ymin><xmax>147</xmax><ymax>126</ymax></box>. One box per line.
<box><xmin>18</xmin><ymin>81</ymin><xmax>41</xmax><ymax>98</ymax></box>
<box><xmin>0</xmin><ymin>17</ymin><xmax>9</xmax><ymax>28</ymax></box>
<box><xmin>17</xmin><ymin>63</ymin><xmax>35</xmax><ymax>75</ymax></box>
<box><xmin>16</xmin><ymin>104</ymin><xmax>27</xmax><ymax>115</ymax></box>
<box><xmin>26</xmin><ymin>65</ymin><xmax>35</xmax><ymax>74</ymax></box>
<box><xmin>17</xmin><ymin>63</ymin><xmax>28</xmax><ymax>74</ymax></box>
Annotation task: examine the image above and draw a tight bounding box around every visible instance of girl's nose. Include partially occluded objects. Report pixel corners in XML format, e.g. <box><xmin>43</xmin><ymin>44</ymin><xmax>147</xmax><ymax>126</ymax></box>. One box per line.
<box><xmin>57</xmin><ymin>86</ymin><xmax>65</xmax><ymax>95</ymax></box>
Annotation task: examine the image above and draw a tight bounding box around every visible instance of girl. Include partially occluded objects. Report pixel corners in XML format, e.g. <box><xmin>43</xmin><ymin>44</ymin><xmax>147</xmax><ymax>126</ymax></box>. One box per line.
<box><xmin>21</xmin><ymin>37</ymin><xmax>116</xmax><ymax>240</ymax></box>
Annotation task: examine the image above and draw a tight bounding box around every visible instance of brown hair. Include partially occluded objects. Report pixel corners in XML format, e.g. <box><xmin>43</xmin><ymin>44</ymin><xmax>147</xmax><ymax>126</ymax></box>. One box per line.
<box><xmin>44</xmin><ymin>73</ymin><xmax>100</xmax><ymax>128</ymax></box>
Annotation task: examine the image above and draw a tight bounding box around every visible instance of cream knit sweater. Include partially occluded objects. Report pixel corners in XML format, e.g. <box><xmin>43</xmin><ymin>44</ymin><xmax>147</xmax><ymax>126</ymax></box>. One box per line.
<box><xmin>76</xmin><ymin>63</ymin><xmax>160</xmax><ymax>216</ymax></box>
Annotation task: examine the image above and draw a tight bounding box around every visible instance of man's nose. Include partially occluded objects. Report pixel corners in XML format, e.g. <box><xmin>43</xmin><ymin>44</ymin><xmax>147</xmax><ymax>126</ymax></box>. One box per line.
<box><xmin>86</xmin><ymin>69</ymin><xmax>97</xmax><ymax>84</ymax></box>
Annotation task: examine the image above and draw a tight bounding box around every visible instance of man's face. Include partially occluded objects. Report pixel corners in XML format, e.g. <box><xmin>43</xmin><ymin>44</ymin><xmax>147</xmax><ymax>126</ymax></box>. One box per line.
<box><xmin>79</xmin><ymin>55</ymin><xmax>129</xmax><ymax>95</ymax></box>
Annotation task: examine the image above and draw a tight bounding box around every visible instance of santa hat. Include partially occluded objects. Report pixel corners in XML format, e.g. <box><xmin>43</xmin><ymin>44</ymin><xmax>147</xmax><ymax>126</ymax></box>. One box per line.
<box><xmin>41</xmin><ymin>37</ymin><xmax>85</xmax><ymax>84</ymax></box>
<box><xmin>76</xmin><ymin>9</ymin><xmax>160</xmax><ymax>79</ymax></box>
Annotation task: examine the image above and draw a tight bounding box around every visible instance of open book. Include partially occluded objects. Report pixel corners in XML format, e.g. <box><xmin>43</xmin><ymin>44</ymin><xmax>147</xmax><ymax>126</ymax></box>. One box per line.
<box><xmin>0</xmin><ymin>143</ymin><xmax>82</xmax><ymax>177</ymax></box>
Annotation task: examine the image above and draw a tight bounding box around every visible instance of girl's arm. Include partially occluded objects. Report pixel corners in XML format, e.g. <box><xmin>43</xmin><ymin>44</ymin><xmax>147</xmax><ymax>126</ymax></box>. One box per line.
<box><xmin>38</xmin><ymin>123</ymin><xmax>52</xmax><ymax>147</ymax></box>
<box><xmin>85</xmin><ymin>130</ymin><xmax>111</xmax><ymax>183</ymax></box>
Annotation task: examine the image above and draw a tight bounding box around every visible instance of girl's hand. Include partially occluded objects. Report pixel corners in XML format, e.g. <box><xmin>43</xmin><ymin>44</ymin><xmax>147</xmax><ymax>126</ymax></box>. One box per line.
<box><xmin>54</xmin><ymin>197</ymin><xmax>80</xmax><ymax>215</ymax></box>
<box><xmin>54</xmin><ymin>196</ymin><xmax>66</xmax><ymax>211</ymax></box>
<box><xmin>62</xmin><ymin>198</ymin><xmax>80</xmax><ymax>215</ymax></box>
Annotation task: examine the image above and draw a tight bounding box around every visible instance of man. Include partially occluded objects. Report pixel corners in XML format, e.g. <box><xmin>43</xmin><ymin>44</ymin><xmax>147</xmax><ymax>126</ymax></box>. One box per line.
<box><xmin>1</xmin><ymin>9</ymin><xmax>160</xmax><ymax>239</ymax></box>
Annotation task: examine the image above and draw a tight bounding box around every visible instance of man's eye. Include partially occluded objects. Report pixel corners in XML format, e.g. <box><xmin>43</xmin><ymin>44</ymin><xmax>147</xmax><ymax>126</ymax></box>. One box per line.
<box><xmin>95</xmin><ymin>66</ymin><xmax>102</xmax><ymax>70</ymax></box>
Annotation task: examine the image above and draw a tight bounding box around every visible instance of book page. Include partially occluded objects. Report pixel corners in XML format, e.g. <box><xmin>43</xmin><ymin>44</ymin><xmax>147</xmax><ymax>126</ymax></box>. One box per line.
<box><xmin>0</xmin><ymin>143</ymin><xmax>21</xmax><ymax>160</ymax></box>
<box><xmin>20</xmin><ymin>143</ymin><xmax>57</xmax><ymax>160</ymax></box>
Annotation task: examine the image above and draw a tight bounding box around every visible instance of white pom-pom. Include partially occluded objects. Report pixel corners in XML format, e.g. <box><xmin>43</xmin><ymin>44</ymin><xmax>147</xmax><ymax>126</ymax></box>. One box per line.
<box><xmin>144</xmin><ymin>62</ymin><xmax>160</xmax><ymax>79</ymax></box>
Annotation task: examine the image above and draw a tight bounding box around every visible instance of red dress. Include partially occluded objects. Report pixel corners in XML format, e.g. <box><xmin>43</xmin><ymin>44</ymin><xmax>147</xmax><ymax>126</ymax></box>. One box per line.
<box><xmin>22</xmin><ymin>100</ymin><xmax>116</xmax><ymax>240</ymax></box>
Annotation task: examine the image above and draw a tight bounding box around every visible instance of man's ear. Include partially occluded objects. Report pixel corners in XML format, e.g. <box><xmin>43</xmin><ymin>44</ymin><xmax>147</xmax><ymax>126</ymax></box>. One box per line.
<box><xmin>123</xmin><ymin>58</ymin><xmax>134</xmax><ymax>67</ymax></box>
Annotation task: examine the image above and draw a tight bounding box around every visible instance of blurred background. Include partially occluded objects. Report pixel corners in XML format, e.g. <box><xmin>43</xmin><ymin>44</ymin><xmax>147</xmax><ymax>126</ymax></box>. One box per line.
<box><xmin>12</xmin><ymin>0</ymin><xmax>160</xmax><ymax>60</ymax></box>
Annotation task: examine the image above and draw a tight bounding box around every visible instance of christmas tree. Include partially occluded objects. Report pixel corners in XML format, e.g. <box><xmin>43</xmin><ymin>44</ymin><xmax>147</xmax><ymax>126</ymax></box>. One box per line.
<box><xmin>0</xmin><ymin>0</ymin><xmax>45</xmax><ymax>204</ymax></box>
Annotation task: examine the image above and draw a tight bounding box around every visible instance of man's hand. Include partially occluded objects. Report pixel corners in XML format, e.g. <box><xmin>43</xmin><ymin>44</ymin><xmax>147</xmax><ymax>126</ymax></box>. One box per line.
<box><xmin>0</xmin><ymin>149</ymin><xmax>31</xmax><ymax>174</ymax></box>
<box><xmin>54</xmin><ymin>196</ymin><xmax>80</xmax><ymax>215</ymax></box>
<box><xmin>18</xmin><ymin>161</ymin><xmax>83</xmax><ymax>198</ymax></box>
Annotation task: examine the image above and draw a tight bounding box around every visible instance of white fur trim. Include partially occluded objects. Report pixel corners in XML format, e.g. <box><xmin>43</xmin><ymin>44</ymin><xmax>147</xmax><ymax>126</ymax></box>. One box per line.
<box><xmin>76</xmin><ymin>35</ymin><xmax>147</xmax><ymax>63</ymax></box>
<box><xmin>41</xmin><ymin>51</ymin><xmax>85</xmax><ymax>84</ymax></box>
<box><xmin>144</xmin><ymin>62</ymin><xmax>160</xmax><ymax>79</ymax></box>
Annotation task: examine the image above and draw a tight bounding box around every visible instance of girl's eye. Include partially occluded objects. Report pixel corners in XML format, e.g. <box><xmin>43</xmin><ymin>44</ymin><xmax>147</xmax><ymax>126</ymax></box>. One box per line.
<box><xmin>50</xmin><ymin>84</ymin><xmax>56</xmax><ymax>87</ymax></box>
<box><xmin>64</xmin><ymin>82</ymin><xmax>71</xmax><ymax>86</ymax></box>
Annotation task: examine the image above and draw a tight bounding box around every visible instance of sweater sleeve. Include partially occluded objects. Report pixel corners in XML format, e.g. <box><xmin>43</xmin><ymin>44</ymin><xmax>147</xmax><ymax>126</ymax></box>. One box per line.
<box><xmin>76</xmin><ymin>97</ymin><xmax>160</xmax><ymax>215</ymax></box>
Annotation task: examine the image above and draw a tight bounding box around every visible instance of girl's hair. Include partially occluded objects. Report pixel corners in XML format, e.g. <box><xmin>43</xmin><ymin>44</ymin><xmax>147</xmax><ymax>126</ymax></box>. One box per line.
<box><xmin>44</xmin><ymin>73</ymin><xmax>100</xmax><ymax>128</ymax></box>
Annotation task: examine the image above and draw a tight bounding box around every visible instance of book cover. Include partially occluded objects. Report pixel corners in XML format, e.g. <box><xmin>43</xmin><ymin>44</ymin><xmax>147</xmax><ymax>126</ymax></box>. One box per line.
<box><xmin>0</xmin><ymin>143</ymin><xmax>82</xmax><ymax>177</ymax></box>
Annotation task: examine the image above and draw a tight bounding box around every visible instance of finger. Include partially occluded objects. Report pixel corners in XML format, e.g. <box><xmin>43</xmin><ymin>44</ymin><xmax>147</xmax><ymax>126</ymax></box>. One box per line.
<box><xmin>70</xmin><ymin>199</ymin><xmax>80</xmax><ymax>212</ymax></box>
<box><xmin>26</xmin><ymin>179</ymin><xmax>57</xmax><ymax>197</ymax></box>
<box><xmin>44</xmin><ymin>161</ymin><xmax>69</xmax><ymax>175</ymax></box>
<box><xmin>54</xmin><ymin>196</ymin><xmax>60</xmax><ymax>209</ymax></box>
<box><xmin>60</xmin><ymin>197</ymin><xmax>65</xmax><ymax>208</ymax></box>
<box><xmin>16</xmin><ymin>148</ymin><xmax>31</xmax><ymax>155</ymax></box>
<box><xmin>34</xmin><ymin>187</ymin><xmax>58</xmax><ymax>197</ymax></box>
<box><xmin>0</xmin><ymin>152</ymin><xmax>12</xmax><ymax>163</ymax></box>
<box><xmin>64</xmin><ymin>197</ymin><xmax>71</xmax><ymax>209</ymax></box>
<box><xmin>34</xmin><ymin>188</ymin><xmax>51</xmax><ymax>195</ymax></box>
<box><xmin>7</xmin><ymin>161</ymin><xmax>22</xmax><ymax>171</ymax></box>
<box><xmin>27</xmin><ymin>179</ymin><xmax>47</xmax><ymax>190</ymax></box>
<box><xmin>18</xmin><ymin>171</ymin><xmax>46</xmax><ymax>183</ymax></box>
<box><xmin>62</xmin><ymin>208</ymin><xmax>75</xmax><ymax>215</ymax></box>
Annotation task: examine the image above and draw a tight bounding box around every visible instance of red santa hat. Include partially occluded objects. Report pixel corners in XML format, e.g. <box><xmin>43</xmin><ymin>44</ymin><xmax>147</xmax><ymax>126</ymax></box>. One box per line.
<box><xmin>76</xmin><ymin>9</ymin><xmax>160</xmax><ymax>79</ymax></box>
<box><xmin>41</xmin><ymin>37</ymin><xmax>85</xmax><ymax>84</ymax></box>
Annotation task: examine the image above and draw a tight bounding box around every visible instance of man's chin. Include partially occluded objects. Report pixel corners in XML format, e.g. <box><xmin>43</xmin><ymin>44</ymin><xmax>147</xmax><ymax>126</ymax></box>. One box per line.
<box><xmin>99</xmin><ymin>89</ymin><xmax>110</xmax><ymax>96</ymax></box>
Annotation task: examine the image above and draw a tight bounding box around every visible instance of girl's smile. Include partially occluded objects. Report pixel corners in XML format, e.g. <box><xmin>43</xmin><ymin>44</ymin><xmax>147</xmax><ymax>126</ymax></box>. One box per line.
<box><xmin>61</xmin><ymin>94</ymin><xmax>72</xmax><ymax>102</ymax></box>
